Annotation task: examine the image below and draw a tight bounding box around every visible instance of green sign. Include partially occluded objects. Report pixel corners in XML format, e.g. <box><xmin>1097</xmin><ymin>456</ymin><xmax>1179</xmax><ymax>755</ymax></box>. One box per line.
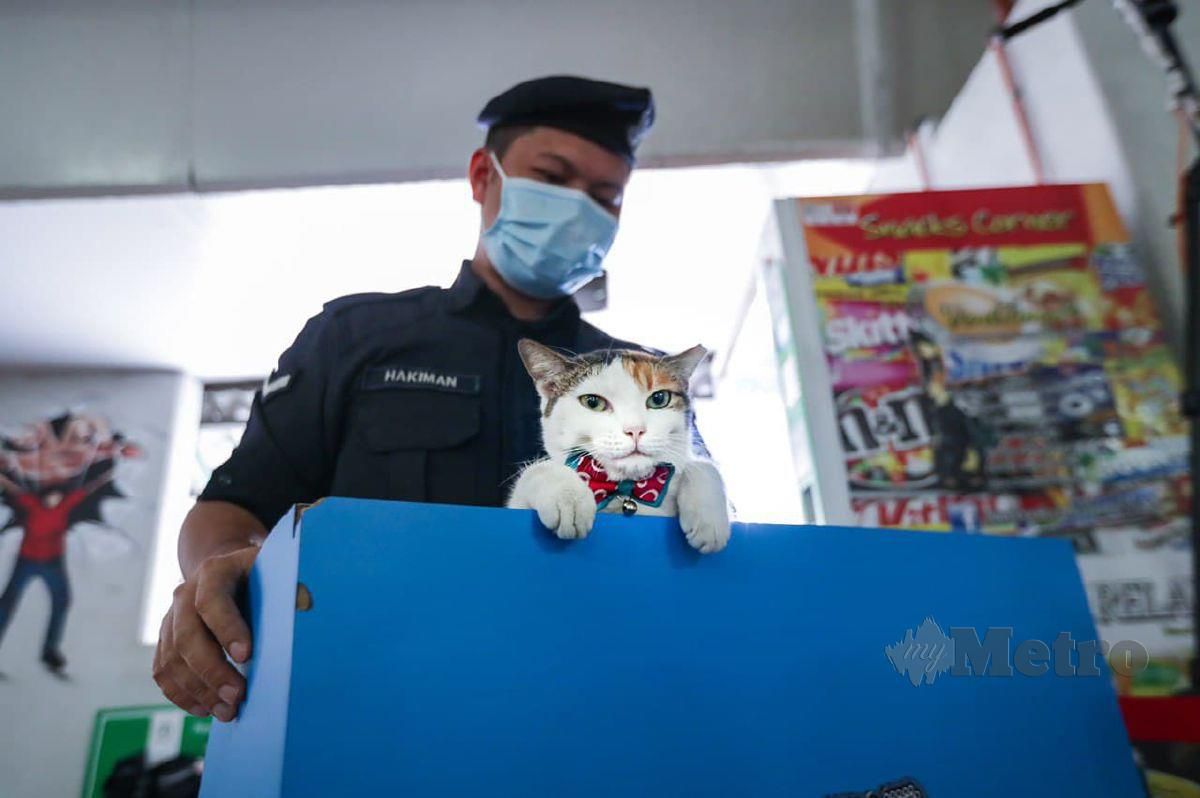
<box><xmin>82</xmin><ymin>705</ymin><xmax>210</xmax><ymax>798</ymax></box>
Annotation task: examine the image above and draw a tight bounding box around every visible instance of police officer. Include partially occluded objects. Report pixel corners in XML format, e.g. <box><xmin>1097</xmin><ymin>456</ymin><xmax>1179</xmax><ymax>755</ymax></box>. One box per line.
<box><xmin>153</xmin><ymin>76</ymin><xmax>679</xmax><ymax>722</ymax></box>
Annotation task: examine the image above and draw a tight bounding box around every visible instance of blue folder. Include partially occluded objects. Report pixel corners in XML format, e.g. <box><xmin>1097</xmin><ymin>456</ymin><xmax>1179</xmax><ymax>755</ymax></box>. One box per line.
<box><xmin>199</xmin><ymin>498</ymin><xmax>1142</xmax><ymax>797</ymax></box>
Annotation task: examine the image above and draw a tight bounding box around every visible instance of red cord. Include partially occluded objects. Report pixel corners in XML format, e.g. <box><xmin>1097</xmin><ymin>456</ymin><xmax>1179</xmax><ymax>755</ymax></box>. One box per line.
<box><xmin>907</xmin><ymin>130</ymin><xmax>932</xmax><ymax>190</ymax></box>
<box><xmin>991</xmin><ymin>36</ymin><xmax>1047</xmax><ymax>184</ymax></box>
<box><xmin>992</xmin><ymin>0</ymin><xmax>1016</xmax><ymax>25</ymax></box>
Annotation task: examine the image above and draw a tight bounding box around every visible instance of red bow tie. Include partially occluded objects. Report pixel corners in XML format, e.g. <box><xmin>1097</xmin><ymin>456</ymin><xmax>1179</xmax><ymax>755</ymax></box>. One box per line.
<box><xmin>570</xmin><ymin>454</ymin><xmax>675</xmax><ymax>509</ymax></box>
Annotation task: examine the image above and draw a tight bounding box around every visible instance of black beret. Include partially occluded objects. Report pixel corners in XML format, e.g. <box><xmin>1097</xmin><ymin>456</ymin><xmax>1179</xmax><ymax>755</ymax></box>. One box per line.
<box><xmin>477</xmin><ymin>75</ymin><xmax>655</xmax><ymax>163</ymax></box>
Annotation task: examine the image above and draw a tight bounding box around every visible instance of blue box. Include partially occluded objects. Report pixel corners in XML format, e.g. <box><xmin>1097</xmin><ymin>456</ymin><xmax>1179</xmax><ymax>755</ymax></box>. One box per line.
<box><xmin>200</xmin><ymin>499</ymin><xmax>1142</xmax><ymax>797</ymax></box>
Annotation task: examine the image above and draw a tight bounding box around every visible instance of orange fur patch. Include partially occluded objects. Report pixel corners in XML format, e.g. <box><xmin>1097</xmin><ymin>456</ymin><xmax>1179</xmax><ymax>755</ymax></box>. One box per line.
<box><xmin>622</xmin><ymin>355</ymin><xmax>682</xmax><ymax>393</ymax></box>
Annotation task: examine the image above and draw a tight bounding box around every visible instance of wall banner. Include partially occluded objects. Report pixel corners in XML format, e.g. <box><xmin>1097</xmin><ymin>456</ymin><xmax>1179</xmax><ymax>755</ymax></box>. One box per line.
<box><xmin>794</xmin><ymin>184</ymin><xmax>1193</xmax><ymax>692</ymax></box>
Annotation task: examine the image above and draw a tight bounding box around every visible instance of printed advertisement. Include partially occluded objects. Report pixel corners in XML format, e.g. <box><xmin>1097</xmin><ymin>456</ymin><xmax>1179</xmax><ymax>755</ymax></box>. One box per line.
<box><xmin>794</xmin><ymin>184</ymin><xmax>1193</xmax><ymax>692</ymax></box>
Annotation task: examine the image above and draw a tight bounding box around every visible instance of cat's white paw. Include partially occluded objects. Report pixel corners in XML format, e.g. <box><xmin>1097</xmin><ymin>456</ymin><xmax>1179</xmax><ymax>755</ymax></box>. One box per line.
<box><xmin>680</xmin><ymin>504</ymin><xmax>731</xmax><ymax>553</ymax></box>
<box><xmin>676</xmin><ymin>462</ymin><xmax>731</xmax><ymax>554</ymax></box>
<box><xmin>534</xmin><ymin>480</ymin><xmax>596</xmax><ymax>540</ymax></box>
<box><xmin>512</xmin><ymin>462</ymin><xmax>597</xmax><ymax>540</ymax></box>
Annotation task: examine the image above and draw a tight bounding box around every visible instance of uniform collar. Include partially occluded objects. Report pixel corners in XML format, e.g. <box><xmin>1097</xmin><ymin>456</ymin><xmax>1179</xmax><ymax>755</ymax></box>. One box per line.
<box><xmin>446</xmin><ymin>260</ymin><xmax>581</xmax><ymax>331</ymax></box>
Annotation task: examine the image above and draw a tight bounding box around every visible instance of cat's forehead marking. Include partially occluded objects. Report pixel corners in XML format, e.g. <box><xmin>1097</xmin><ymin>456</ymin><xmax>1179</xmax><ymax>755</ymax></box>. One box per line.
<box><xmin>620</xmin><ymin>353</ymin><xmax>678</xmax><ymax>392</ymax></box>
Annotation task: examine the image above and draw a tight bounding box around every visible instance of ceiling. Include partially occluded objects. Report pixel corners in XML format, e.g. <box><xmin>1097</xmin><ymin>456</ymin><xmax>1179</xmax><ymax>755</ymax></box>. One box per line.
<box><xmin>0</xmin><ymin>0</ymin><xmax>991</xmax><ymax>196</ymax></box>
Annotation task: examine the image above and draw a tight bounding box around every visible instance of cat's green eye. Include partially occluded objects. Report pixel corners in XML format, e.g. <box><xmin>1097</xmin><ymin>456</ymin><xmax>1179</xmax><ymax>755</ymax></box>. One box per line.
<box><xmin>646</xmin><ymin>390</ymin><xmax>673</xmax><ymax>409</ymax></box>
<box><xmin>579</xmin><ymin>394</ymin><xmax>609</xmax><ymax>412</ymax></box>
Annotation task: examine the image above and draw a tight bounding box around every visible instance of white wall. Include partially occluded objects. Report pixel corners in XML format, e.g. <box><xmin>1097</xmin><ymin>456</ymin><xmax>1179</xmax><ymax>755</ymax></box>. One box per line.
<box><xmin>0</xmin><ymin>158</ymin><xmax>874</xmax><ymax>379</ymax></box>
<box><xmin>868</xmin><ymin>0</ymin><xmax>1198</xmax><ymax>353</ymax></box>
<box><xmin>0</xmin><ymin>370</ymin><xmax>197</xmax><ymax>798</ymax></box>
<box><xmin>0</xmin><ymin>0</ymin><xmax>992</xmax><ymax>195</ymax></box>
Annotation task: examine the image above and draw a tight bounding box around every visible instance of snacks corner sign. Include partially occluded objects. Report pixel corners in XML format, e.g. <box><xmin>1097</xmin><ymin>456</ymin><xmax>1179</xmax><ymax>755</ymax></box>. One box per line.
<box><xmin>799</xmin><ymin>184</ymin><xmax>1094</xmax><ymax>261</ymax></box>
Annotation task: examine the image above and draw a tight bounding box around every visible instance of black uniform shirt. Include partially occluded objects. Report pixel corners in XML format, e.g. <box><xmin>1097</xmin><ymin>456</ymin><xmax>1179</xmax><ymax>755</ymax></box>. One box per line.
<box><xmin>199</xmin><ymin>261</ymin><xmax>648</xmax><ymax>529</ymax></box>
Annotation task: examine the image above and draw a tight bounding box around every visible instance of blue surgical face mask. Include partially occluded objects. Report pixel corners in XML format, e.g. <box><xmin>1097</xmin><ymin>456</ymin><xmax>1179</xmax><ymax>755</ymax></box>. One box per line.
<box><xmin>481</xmin><ymin>152</ymin><xmax>619</xmax><ymax>299</ymax></box>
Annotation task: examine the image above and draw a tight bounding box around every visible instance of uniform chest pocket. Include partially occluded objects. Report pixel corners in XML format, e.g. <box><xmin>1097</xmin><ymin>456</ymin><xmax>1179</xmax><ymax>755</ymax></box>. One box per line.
<box><xmin>354</xmin><ymin>391</ymin><xmax>482</xmax><ymax>504</ymax></box>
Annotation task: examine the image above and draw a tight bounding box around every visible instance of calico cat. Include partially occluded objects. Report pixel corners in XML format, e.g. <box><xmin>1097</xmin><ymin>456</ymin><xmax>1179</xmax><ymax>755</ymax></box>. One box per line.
<box><xmin>506</xmin><ymin>339</ymin><xmax>731</xmax><ymax>553</ymax></box>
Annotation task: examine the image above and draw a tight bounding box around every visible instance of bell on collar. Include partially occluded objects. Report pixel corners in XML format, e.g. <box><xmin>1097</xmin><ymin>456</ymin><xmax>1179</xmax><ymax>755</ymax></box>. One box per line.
<box><xmin>621</xmin><ymin>498</ymin><xmax>638</xmax><ymax>516</ymax></box>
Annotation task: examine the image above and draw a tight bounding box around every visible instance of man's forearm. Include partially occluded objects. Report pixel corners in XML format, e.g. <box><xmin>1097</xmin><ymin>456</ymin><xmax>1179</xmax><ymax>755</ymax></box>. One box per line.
<box><xmin>179</xmin><ymin>500</ymin><xmax>268</xmax><ymax>580</ymax></box>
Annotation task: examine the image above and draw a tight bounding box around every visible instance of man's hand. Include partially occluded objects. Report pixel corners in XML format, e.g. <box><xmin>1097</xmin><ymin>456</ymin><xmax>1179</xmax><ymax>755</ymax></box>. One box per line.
<box><xmin>153</xmin><ymin>545</ymin><xmax>258</xmax><ymax>722</ymax></box>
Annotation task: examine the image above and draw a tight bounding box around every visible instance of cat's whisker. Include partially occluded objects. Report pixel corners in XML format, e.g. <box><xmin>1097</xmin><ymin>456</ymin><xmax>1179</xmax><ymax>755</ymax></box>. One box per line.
<box><xmin>502</xmin><ymin>457</ymin><xmax>547</xmax><ymax>487</ymax></box>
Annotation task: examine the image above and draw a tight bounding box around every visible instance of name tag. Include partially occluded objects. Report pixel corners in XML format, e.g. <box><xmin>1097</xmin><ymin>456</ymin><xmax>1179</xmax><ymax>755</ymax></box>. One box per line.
<box><xmin>362</xmin><ymin>366</ymin><xmax>481</xmax><ymax>395</ymax></box>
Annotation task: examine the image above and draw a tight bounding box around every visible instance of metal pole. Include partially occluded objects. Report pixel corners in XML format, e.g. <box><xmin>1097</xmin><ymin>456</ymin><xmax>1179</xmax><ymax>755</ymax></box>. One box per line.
<box><xmin>1182</xmin><ymin>159</ymin><xmax>1200</xmax><ymax>689</ymax></box>
<box><xmin>853</xmin><ymin>0</ymin><xmax>898</xmax><ymax>154</ymax></box>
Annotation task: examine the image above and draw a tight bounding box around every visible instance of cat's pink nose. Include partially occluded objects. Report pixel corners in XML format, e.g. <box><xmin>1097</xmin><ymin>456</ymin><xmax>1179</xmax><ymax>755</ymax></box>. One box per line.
<box><xmin>623</xmin><ymin>426</ymin><xmax>645</xmax><ymax>445</ymax></box>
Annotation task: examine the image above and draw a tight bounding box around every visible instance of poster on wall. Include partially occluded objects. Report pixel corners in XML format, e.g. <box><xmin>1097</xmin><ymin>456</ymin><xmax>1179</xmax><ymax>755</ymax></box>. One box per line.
<box><xmin>0</xmin><ymin>412</ymin><xmax>142</xmax><ymax>674</ymax></box>
<box><xmin>791</xmin><ymin>184</ymin><xmax>1192</xmax><ymax>693</ymax></box>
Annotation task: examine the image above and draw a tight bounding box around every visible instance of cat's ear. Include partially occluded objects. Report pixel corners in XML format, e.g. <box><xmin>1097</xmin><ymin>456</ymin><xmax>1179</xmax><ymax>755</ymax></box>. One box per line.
<box><xmin>663</xmin><ymin>344</ymin><xmax>708</xmax><ymax>382</ymax></box>
<box><xmin>517</xmin><ymin>339</ymin><xmax>573</xmax><ymax>394</ymax></box>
